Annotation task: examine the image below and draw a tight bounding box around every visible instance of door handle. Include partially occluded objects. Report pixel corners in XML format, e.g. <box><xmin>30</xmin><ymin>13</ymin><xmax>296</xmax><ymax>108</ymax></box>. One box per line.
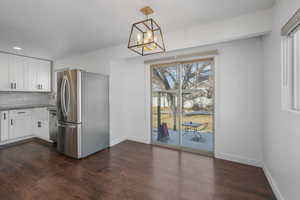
<box><xmin>10</xmin><ymin>119</ymin><xmax>13</xmax><ymax>126</ymax></box>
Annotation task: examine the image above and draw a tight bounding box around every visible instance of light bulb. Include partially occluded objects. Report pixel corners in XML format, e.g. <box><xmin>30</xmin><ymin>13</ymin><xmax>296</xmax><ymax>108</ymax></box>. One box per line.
<box><xmin>145</xmin><ymin>30</ymin><xmax>153</xmax><ymax>43</ymax></box>
<box><xmin>137</xmin><ymin>34</ymin><xmax>142</xmax><ymax>45</ymax></box>
<box><xmin>152</xmin><ymin>36</ymin><xmax>158</xmax><ymax>49</ymax></box>
<box><xmin>147</xmin><ymin>30</ymin><xmax>152</xmax><ymax>38</ymax></box>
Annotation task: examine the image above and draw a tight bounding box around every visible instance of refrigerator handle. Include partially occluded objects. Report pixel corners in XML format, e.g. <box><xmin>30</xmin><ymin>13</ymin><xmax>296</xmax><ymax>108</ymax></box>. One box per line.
<box><xmin>65</xmin><ymin>77</ymin><xmax>71</xmax><ymax>116</ymax></box>
<box><xmin>58</xmin><ymin>123</ymin><xmax>76</xmax><ymax>128</ymax></box>
<box><xmin>61</xmin><ymin>77</ymin><xmax>67</xmax><ymax>117</ymax></box>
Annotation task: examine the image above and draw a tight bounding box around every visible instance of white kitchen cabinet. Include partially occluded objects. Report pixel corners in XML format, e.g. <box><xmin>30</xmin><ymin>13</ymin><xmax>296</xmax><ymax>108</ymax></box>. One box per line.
<box><xmin>32</xmin><ymin>108</ymin><xmax>50</xmax><ymax>140</ymax></box>
<box><xmin>0</xmin><ymin>111</ymin><xmax>9</xmax><ymax>141</ymax></box>
<box><xmin>0</xmin><ymin>54</ymin><xmax>10</xmax><ymax>91</ymax></box>
<box><xmin>9</xmin><ymin>110</ymin><xmax>33</xmax><ymax>139</ymax></box>
<box><xmin>34</xmin><ymin>120</ymin><xmax>49</xmax><ymax>140</ymax></box>
<box><xmin>27</xmin><ymin>58</ymin><xmax>51</xmax><ymax>92</ymax></box>
<box><xmin>0</xmin><ymin>108</ymin><xmax>51</xmax><ymax>144</ymax></box>
<box><xmin>9</xmin><ymin>55</ymin><xmax>26</xmax><ymax>91</ymax></box>
<box><xmin>0</xmin><ymin>52</ymin><xmax>51</xmax><ymax>92</ymax></box>
<box><xmin>37</xmin><ymin>60</ymin><xmax>51</xmax><ymax>92</ymax></box>
<box><xmin>25</xmin><ymin>57</ymin><xmax>38</xmax><ymax>91</ymax></box>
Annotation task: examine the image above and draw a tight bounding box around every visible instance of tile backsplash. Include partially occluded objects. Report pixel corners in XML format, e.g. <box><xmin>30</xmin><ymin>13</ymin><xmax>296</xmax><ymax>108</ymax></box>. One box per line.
<box><xmin>0</xmin><ymin>92</ymin><xmax>54</xmax><ymax>106</ymax></box>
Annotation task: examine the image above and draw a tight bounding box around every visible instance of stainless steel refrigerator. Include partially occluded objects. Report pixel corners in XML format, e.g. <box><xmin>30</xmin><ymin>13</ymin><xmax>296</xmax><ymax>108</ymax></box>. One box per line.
<box><xmin>57</xmin><ymin>69</ymin><xmax>109</xmax><ymax>159</ymax></box>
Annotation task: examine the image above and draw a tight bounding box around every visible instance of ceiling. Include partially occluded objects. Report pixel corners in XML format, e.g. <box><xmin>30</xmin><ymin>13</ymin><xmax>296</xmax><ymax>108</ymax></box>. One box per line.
<box><xmin>0</xmin><ymin>0</ymin><xmax>275</xmax><ymax>60</ymax></box>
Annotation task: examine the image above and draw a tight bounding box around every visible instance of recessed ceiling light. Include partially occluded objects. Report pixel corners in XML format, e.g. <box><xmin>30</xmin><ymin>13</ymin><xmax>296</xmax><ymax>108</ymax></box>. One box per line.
<box><xmin>13</xmin><ymin>46</ymin><xmax>22</xmax><ymax>51</ymax></box>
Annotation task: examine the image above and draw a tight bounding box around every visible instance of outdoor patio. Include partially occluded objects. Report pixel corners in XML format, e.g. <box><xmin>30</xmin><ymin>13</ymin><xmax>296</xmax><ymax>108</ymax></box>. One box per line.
<box><xmin>152</xmin><ymin>128</ymin><xmax>213</xmax><ymax>152</ymax></box>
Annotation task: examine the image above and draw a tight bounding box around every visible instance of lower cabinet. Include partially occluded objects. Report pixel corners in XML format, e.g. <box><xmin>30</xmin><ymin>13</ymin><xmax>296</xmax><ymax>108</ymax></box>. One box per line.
<box><xmin>0</xmin><ymin>108</ymin><xmax>50</xmax><ymax>143</ymax></box>
<box><xmin>32</xmin><ymin>108</ymin><xmax>50</xmax><ymax>141</ymax></box>
<box><xmin>9</xmin><ymin>110</ymin><xmax>33</xmax><ymax>139</ymax></box>
<box><xmin>0</xmin><ymin>111</ymin><xmax>9</xmax><ymax>141</ymax></box>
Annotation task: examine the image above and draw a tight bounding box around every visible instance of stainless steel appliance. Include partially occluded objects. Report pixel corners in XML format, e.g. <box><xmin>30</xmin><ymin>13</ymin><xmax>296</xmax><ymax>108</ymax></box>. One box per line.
<box><xmin>48</xmin><ymin>107</ymin><xmax>57</xmax><ymax>143</ymax></box>
<box><xmin>57</xmin><ymin>69</ymin><xmax>109</xmax><ymax>159</ymax></box>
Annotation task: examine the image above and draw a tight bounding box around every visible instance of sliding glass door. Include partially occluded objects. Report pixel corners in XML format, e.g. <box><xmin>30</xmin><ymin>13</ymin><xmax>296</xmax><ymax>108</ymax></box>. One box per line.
<box><xmin>151</xmin><ymin>59</ymin><xmax>214</xmax><ymax>154</ymax></box>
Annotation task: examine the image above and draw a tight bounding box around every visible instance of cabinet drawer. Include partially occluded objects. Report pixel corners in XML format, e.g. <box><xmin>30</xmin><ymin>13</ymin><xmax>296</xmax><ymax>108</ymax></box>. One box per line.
<box><xmin>9</xmin><ymin>109</ymin><xmax>31</xmax><ymax>117</ymax></box>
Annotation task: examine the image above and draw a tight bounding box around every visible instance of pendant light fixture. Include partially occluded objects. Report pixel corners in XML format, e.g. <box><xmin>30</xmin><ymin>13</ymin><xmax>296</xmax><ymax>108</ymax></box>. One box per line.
<box><xmin>128</xmin><ymin>6</ymin><xmax>166</xmax><ymax>56</ymax></box>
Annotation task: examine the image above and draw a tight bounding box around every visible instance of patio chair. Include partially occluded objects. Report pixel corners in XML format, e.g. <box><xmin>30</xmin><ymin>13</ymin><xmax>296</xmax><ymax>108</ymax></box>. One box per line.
<box><xmin>193</xmin><ymin>123</ymin><xmax>209</xmax><ymax>142</ymax></box>
<box><xmin>157</xmin><ymin>123</ymin><xmax>169</xmax><ymax>141</ymax></box>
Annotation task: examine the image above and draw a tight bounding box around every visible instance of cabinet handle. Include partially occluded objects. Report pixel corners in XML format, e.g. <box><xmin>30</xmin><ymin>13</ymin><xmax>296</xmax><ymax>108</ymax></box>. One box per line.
<box><xmin>17</xmin><ymin>112</ymin><xmax>26</xmax><ymax>114</ymax></box>
<box><xmin>37</xmin><ymin>121</ymin><xmax>42</xmax><ymax>128</ymax></box>
<box><xmin>10</xmin><ymin>119</ymin><xmax>13</xmax><ymax>126</ymax></box>
<box><xmin>14</xmin><ymin>83</ymin><xmax>16</xmax><ymax>89</ymax></box>
<box><xmin>3</xmin><ymin>113</ymin><xmax>6</xmax><ymax>120</ymax></box>
<box><xmin>11</xmin><ymin>82</ymin><xmax>13</xmax><ymax>89</ymax></box>
<box><xmin>41</xmin><ymin>84</ymin><xmax>43</xmax><ymax>89</ymax></box>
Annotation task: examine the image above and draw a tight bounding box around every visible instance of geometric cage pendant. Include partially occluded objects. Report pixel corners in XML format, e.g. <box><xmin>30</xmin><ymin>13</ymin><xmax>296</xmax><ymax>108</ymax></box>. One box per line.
<box><xmin>128</xmin><ymin>7</ymin><xmax>166</xmax><ymax>56</ymax></box>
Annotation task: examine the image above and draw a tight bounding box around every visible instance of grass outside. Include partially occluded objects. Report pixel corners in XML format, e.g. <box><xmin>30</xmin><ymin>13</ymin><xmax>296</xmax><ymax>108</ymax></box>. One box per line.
<box><xmin>152</xmin><ymin>107</ymin><xmax>213</xmax><ymax>133</ymax></box>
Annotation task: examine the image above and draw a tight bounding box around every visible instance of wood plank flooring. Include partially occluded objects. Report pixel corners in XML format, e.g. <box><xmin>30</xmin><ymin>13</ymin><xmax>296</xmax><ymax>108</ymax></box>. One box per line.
<box><xmin>0</xmin><ymin>140</ymin><xmax>275</xmax><ymax>200</ymax></box>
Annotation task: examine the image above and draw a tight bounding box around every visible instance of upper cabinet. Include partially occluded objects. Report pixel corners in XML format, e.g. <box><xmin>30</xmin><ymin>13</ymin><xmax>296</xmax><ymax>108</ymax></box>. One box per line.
<box><xmin>27</xmin><ymin>58</ymin><xmax>51</xmax><ymax>92</ymax></box>
<box><xmin>0</xmin><ymin>53</ymin><xmax>51</xmax><ymax>92</ymax></box>
<box><xmin>0</xmin><ymin>54</ymin><xmax>10</xmax><ymax>91</ymax></box>
<box><xmin>9</xmin><ymin>55</ymin><xmax>26</xmax><ymax>91</ymax></box>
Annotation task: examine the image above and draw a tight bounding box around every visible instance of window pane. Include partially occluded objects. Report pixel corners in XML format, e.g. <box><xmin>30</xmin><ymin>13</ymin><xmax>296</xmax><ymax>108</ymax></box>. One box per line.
<box><xmin>182</xmin><ymin>60</ymin><xmax>213</xmax><ymax>90</ymax></box>
<box><xmin>152</xmin><ymin>65</ymin><xmax>178</xmax><ymax>91</ymax></box>
<box><xmin>151</xmin><ymin>92</ymin><xmax>180</xmax><ymax>146</ymax></box>
<box><xmin>181</xmin><ymin>91</ymin><xmax>213</xmax><ymax>152</ymax></box>
<box><xmin>292</xmin><ymin>29</ymin><xmax>300</xmax><ymax>110</ymax></box>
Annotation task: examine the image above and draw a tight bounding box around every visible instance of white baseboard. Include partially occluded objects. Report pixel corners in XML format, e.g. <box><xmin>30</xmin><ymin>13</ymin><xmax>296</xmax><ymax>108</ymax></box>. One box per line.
<box><xmin>214</xmin><ymin>152</ymin><xmax>263</xmax><ymax>167</ymax></box>
<box><xmin>35</xmin><ymin>136</ymin><xmax>53</xmax><ymax>143</ymax></box>
<box><xmin>263</xmin><ymin>164</ymin><xmax>285</xmax><ymax>200</ymax></box>
<box><xmin>110</xmin><ymin>137</ymin><xmax>126</xmax><ymax>147</ymax></box>
<box><xmin>0</xmin><ymin>135</ymin><xmax>35</xmax><ymax>145</ymax></box>
<box><xmin>127</xmin><ymin>136</ymin><xmax>150</xmax><ymax>144</ymax></box>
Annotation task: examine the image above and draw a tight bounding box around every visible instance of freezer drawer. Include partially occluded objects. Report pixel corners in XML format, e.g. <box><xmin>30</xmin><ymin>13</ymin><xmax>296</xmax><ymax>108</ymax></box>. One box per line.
<box><xmin>57</xmin><ymin>122</ymin><xmax>81</xmax><ymax>159</ymax></box>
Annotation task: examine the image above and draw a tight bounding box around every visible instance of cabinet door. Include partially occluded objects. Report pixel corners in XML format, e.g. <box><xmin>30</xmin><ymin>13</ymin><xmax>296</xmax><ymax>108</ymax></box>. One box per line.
<box><xmin>38</xmin><ymin>61</ymin><xmax>51</xmax><ymax>92</ymax></box>
<box><xmin>0</xmin><ymin>54</ymin><xmax>10</xmax><ymax>91</ymax></box>
<box><xmin>0</xmin><ymin>111</ymin><xmax>9</xmax><ymax>141</ymax></box>
<box><xmin>34</xmin><ymin>120</ymin><xmax>49</xmax><ymax>140</ymax></box>
<box><xmin>26</xmin><ymin>58</ymin><xmax>39</xmax><ymax>91</ymax></box>
<box><xmin>9</xmin><ymin>55</ymin><xmax>26</xmax><ymax>91</ymax></box>
<box><xmin>9</xmin><ymin>110</ymin><xmax>33</xmax><ymax>139</ymax></box>
<box><xmin>29</xmin><ymin>59</ymin><xmax>51</xmax><ymax>92</ymax></box>
<box><xmin>9</xmin><ymin>117</ymin><xmax>16</xmax><ymax>139</ymax></box>
<box><xmin>33</xmin><ymin>108</ymin><xmax>50</xmax><ymax>140</ymax></box>
<box><xmin>15</xmin><ymin>116</ymin><xmax>33</xmax><ymax>137</ymax></box>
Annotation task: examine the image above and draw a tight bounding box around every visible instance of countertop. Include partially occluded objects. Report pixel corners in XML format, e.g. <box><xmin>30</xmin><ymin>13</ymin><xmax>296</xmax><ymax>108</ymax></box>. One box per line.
<box><xmin>0</xmin><ymin>104</ymin><xmax>56</xmax><ymax>111</ymax></box>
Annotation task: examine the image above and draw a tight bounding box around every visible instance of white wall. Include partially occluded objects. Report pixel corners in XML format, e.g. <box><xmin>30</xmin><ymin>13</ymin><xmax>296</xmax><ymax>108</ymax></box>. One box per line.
<box><xmin>121</xmin><ymin>37</ymin><xmax>264</xmax><ymax>167</ymax></box>
<box><xmin>55</xmin><ymin>38</ymin><xmax>265</xmax><ymax>167</ymax></box>
<box><xmin>165</xmin><ymin>8</ymin><xmax>273</xmax><ymax>51</ymax></box>
<box><xmin>54</xmin><ymin>9</ymin><xmax>272</xmax><ymax>150</ymax></box>
<box><xmin>262</xmin><ymin>0</ymin><xmax>300</xmax><ymax>200</ymax></box>
<box><xmin>54</xmin><ymin>7</ymin><xmax>273</xmax><ymax>70</ymax></box>
<box><xmin>111</xmin><ymin>60</ymin><xmax>151</xmax><ymax>144</ymax></box>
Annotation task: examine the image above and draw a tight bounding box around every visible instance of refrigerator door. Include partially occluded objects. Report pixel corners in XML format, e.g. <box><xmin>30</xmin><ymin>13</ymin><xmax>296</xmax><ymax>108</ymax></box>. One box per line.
<box><xmin>57</xmin><ymin>122</ymin><xmax>82</xmax><ymax>159</ymax></box>
<box><xmin>57</xmin><ymin>70</ymin><xmax>81</xmax><ymax>124</ymax></box>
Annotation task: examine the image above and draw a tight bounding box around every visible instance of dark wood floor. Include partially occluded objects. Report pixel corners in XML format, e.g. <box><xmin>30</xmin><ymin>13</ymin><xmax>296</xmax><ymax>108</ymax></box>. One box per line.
<box><xmin>0</xmin><ymin>140</ymin><xmax>275</xmax><ymax>200</ymax></box>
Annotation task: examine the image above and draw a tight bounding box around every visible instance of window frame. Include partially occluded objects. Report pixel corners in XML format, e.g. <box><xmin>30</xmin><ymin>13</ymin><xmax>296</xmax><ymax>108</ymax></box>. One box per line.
<box><xmin>281</xmin><ymin>9</ymin><xmax>300</xmax><ymax>112</ymax></box>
